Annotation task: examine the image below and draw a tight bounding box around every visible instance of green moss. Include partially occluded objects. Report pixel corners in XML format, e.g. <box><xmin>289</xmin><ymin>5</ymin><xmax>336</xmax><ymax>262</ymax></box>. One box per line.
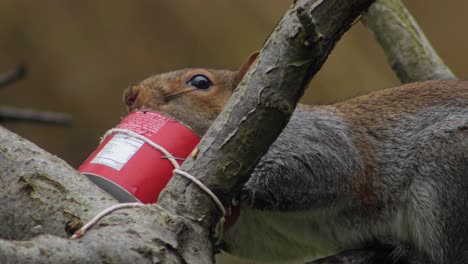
<box><xmin>64</xmin><ymin>216</ymin><xmax>83</xmax><ymax>236</ymax></box>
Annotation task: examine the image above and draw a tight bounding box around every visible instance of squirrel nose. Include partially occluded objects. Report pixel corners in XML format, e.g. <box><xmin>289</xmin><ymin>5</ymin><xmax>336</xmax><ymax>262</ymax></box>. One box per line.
<box><xmin>123</xmin><ymin>86</ymin><xmax>141</xmax><ymax>110</ymax></box>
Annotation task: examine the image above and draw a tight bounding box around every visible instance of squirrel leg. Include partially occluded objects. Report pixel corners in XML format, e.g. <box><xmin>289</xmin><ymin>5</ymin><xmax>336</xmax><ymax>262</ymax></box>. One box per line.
<box><xmin>403</xmin><ymin>115</ymin><xmax>468</xmax><ymax>263</ymax></box>
<box><xmin>242</xmin><ymin>110</ymin><xmax>360</xmax><ymax>211</ymax></box>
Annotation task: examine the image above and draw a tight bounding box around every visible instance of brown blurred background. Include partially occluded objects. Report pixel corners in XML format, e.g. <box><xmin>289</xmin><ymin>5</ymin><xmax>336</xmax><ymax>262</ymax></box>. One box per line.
<box><xmin>0</xmin><ymin>1</ymin><xmax>467</xmax><ymax>263</ymax></box>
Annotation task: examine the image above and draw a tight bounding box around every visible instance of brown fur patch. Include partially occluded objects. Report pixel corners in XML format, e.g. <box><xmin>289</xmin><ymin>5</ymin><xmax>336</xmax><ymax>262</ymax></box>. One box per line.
<box><xmin>333</xmin><ymin>80</ymin><xmax>468</xmax><ymax>212</ymax></box>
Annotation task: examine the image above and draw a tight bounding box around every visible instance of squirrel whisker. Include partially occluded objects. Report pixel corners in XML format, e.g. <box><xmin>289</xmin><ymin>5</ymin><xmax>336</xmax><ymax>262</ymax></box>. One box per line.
<box><xmin>162</xmin><ymin>89</ymin><xmax>197</xmax><ymax>103</ymax></box>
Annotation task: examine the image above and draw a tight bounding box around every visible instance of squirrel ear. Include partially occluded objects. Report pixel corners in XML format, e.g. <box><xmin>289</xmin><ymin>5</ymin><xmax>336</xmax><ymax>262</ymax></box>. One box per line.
<box><xmin>234</xmin><ymin>51</ymin><xmax>260</xmax><ymax>84</ymax></box>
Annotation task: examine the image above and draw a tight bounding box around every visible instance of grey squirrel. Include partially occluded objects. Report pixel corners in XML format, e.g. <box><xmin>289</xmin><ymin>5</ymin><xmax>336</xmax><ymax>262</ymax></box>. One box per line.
<box><xmin>123</xmin><ymin>53</ymin><xmax>468</xmax><ymax>263</ymax></box>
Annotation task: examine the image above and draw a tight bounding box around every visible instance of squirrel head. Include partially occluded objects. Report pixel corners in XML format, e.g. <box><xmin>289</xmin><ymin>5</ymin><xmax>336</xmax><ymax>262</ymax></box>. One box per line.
<box><xmin>123</xmin><ymin>52</ymin><xmax>259</xmax><ymax>136</ymax></box>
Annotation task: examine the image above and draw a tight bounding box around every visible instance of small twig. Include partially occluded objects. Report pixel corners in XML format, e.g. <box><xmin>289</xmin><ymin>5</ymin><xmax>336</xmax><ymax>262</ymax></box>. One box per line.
<box><xmin>0</xmin><ymin>107</ymin><xmax>72</xmax><ymax>126</ymax></box>
<box><xmin>0</xmin><ymin>64</ymin><xmax>27</xmax><ymax>88</ymax></box>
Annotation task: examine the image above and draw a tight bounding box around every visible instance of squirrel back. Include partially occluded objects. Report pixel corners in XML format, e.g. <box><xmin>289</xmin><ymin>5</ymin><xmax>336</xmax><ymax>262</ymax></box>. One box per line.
<box><xmin>123</xmin><ymin>54</ymin><xmax>468</xmax><ymax>263</ymax></box>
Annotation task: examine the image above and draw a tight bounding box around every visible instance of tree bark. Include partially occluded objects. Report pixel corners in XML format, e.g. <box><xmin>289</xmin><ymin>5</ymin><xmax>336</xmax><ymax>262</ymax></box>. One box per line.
<box><xmin>158</xmin><ymin>0</ymin><xmax>377</xmax><ymax>234</ymax></box>
<box><xmin>361</xmin><ymin>0</ymin><xmax>456</xmax><ymax>83</ymax></box>
<box><xmin>0</xmin><ymin>126</ymin><xmax>115</xmax><ymax>241</ymax></box>
<box><xmin>0</xmin><ymin>0</ymin><xmax>377</xmax><ymax>263</ymax></box>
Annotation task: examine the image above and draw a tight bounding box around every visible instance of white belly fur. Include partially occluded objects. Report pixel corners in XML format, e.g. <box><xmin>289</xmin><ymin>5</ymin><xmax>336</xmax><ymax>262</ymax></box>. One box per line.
<box><xmin>222</xmin><ymin>204</ymin><xmax>409</xmax><ymax>263</ymax></box>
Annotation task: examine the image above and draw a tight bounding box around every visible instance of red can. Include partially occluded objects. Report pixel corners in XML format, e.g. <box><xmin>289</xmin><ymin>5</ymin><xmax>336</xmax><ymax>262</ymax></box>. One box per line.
<box><xmin>78</xmin><ymin>111</ymin><xmax>200</xmax><ymax>204</ymax></box>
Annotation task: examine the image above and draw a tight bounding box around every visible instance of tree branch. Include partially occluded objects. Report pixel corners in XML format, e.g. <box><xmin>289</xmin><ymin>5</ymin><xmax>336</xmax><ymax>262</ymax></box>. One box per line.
<box><xmin>0</xmin><ymin>126</ymin><xmax>116</xmax><ymax>240</ymax></box>
<box><xmin>0</xmin><ymin>126</ymin><xmax>213</xmax><ymax>263</ymax></box>
<box><xmin>0</xmin><ymin>0</ymin><xmax>377</xmax><ymax>263</ymax></box>
<box><xmin>158</xmin><ymin>0</ymin><xmax>376</xmax><ymax>255</ymax></box>
<box><xmin>0</xmin><ymin>64</ymin><xmax>71</xmax><ymax>125</ymax></box>
<box><xmin>1</xmin><ymin>1</ymin><xmax>454</xmax><ymax>263</ymax></box>
<box><xmin>361</xmin><ymin>0</ymin><xmax>456</xmax><ymax>83</ymax></box>
<box><xmin>0</xmin><ymin>106</ymin><xmax>72</xmax><ymax>125</ymax></box>
<box><xmin>0</xmin><ymin>65</ymin><xmax>26</xmax><ymax>88</ymax></box>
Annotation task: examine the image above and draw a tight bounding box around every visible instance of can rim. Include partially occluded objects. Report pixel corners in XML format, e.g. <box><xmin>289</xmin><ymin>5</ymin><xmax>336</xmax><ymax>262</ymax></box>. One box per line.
<box><xmin>83</xmin><ymin>172</ymin><xmax>141</xmax><ymax>203</ymax></box>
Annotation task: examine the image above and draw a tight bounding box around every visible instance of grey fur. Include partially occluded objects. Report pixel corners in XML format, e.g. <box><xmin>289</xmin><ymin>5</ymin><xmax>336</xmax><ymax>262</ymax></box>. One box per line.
<box><xmin>223</xmin><ymin>81</ymin><xmax>468</xmax><ymax>263</ymax></box>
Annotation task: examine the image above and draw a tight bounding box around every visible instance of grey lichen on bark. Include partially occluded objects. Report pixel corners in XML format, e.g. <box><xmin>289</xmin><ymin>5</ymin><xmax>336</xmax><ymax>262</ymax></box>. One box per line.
<box><xmin>361</xmin><ymin>0</ymin><xmax>456</xmax><ymax>83</ymax></box>
<box><xmin>0</xmin><ymin>126</ymin><xmax>212</xmax><ymax>263</ymax></box>
<box><xmin>0</xmin><ymin>126</ymin><xmax>116</xmax><ymax>240</ymax></box>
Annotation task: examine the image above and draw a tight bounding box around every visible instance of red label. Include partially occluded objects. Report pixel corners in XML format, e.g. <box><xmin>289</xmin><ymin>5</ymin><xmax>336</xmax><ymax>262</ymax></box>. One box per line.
<box><xmin>78</xmin><ymin>111</ymin><xmax>200</xmax><ymax>204</ymax></box>
<box><xmin>117</xmin><ymin>111</ymin><xmax>170</xmax><ymax>138</ymax></box>
<box><xmin>78</xmin><ymin>110</ymin><xmax>240</xmax><ymax>230</ymax></box>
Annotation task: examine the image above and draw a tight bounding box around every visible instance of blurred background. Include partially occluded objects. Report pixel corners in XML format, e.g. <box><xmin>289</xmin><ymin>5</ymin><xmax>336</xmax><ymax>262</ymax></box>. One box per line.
<box><xmin>0</xmin><ymin>1</ymin><xmax>467</xmax><ymax>263</ymax></box>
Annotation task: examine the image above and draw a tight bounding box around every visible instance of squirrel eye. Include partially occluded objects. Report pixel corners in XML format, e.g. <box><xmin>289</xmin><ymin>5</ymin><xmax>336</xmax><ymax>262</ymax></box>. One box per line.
<box><xmin>187</xmin><ymin>74</ymin><xmax>212</xmax><ymax>90</ymax></box>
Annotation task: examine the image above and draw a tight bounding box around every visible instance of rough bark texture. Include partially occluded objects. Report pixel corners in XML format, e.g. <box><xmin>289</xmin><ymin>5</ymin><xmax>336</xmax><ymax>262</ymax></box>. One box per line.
<box><xmin>158</xmin><ymin>0</ymin><xmax>376</xmax><ymax>231</ymax></box>
<box><xmin>0</xmin><ymin>0</ymin><xmax>377</xmax><ymax>263</ymax></box>
<box><xmin>0</xmin><ymin>126</ymin><xmax>118</xmax><ymax>241</ymax></box>
<box><xmin>0</xmin><ymin>126</ymin><xmax>212</xmax><ymax>263</ymax></box>
<box><xmin>361</xmin><ymin>0</ymin><xmax>456</xmax><ymax>83</ymax></box>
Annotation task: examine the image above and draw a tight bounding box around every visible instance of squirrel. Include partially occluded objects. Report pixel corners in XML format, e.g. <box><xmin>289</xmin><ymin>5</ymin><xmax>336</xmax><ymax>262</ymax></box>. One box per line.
<box><xmin>123</xmin><ymin>53</ymin><xmax>468</xmax><ymax>263</ymax></box>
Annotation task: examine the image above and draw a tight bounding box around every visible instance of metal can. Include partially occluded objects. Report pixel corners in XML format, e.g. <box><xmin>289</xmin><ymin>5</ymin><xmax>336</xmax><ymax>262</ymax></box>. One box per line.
<box><xmin>78</xmin><ymin>111</ymin><xmax>200</xmax><ymax>204</ymax></box>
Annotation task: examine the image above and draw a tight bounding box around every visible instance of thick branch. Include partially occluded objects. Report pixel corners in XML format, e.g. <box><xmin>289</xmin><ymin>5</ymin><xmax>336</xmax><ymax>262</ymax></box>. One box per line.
<box><xmin>158</xmin><ymin>0</ymin><xmax>376</xmax><ymax>252</ymax></box>
<box><xmin>0</xmin><ymin>126</ymin><xmax>214</xmax><ymax>263</ymax></box>
<box><xmin>0</xmin><ymin>0</ymin><xmax>379</xmax><ymax>263</ymax></box>
<box><xmin>0</xmin><ymin>202</ymin><xmax>209</xmax><ymax>263</ymax></box>
<box><xmin>0</xmin><ymin>126</ymin><xmax>116</xmax><ymax>240</ymax></box>
<box><xmin>361</xmin><ymin>0</ymin><xmax>456</xmax><ymax>83</ymax></box>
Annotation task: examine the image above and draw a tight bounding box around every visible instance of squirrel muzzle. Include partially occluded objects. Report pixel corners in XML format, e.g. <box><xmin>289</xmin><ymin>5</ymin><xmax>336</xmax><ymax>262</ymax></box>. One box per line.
<box><xmin>123</xmin><ymin>86</ymin><xmax>140</xmax><ymax>111</ymax></box>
